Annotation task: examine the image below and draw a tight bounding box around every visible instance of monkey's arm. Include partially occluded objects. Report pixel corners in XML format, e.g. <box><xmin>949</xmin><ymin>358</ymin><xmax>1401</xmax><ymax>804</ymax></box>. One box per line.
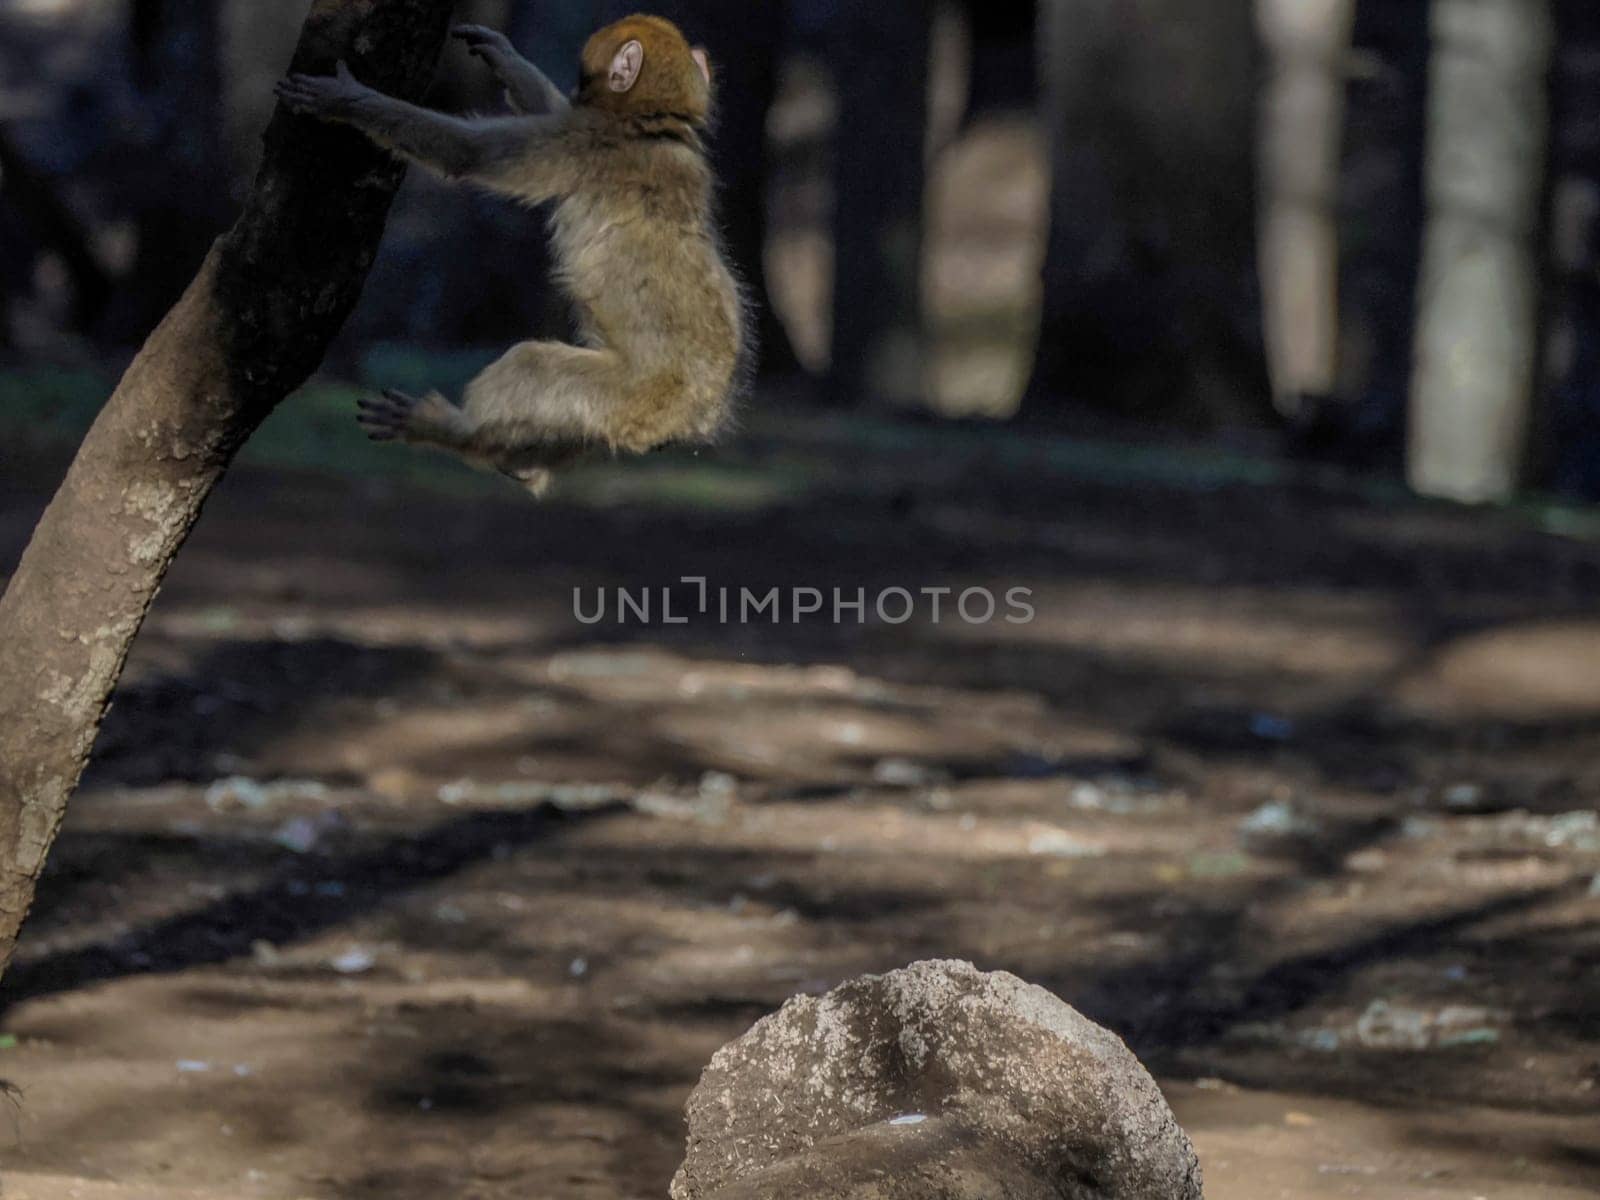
<box><xmin>276</xmin><ymin>65</ymin><xmax>578</xmax><ymax>200</ymax></box>
<box><xmin>452</xmin><ymin>24</ymin><xmax>570</xmax><ymax>116</ymax></box>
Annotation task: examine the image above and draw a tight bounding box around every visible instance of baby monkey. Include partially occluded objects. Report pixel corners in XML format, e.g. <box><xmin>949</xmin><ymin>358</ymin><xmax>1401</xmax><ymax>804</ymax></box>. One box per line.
<box><xmin>276</xmin><ymin>15</ymin><xmax>747</xmax><ymax>494</ymax></box>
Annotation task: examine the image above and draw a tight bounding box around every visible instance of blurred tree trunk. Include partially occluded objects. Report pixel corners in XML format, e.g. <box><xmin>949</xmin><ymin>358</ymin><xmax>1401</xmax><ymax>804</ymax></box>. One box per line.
<box><xmin>400</xmin><ymin>0</ymin><xmax>587</xmax><ymax>348</ymax></box>
<box><xmin>1328</xmin><ymin>0</ymin><xmax>1430</xmax><ymax>466</ymax></box>
<box><xmin>1543</xmin><ymin>0</ymin><xmax>1600</xmax><ymax>497</ymax></box>
<box><xmin>0</xmin><ymin>0</ymin><xmax>454</xmax><ymax>986</ymax></box>
<box><xmin>1255</xmin><ymin>0</ymin><xmax>1356</xmax><ymax>418</ymax></box>
<box><xmin>1022</xmin><ymin>0</ymin><xmax>1144</xmax><ymax>422</ymax></box>
<box><xmin>1409</xmin><ymin>0</ymin><xmax>1553</xmax><ymax>503</ymax></box>
<box><xmin>829</xmin><ymin>0</ymin><xmax>932</xmax><ymax>408</ymax></box>
<box><xmin>101</xmin><ymin>0</ymin><xmax>233</xmax><ymax>345</ymax></box>
<box><xmin>1022</xmin><ymin>0</ymin><xmax>1270</xmax><ymax>428</ymax></box>
<box><xmin>0</xmin><ymin>125</ymin><xmax>114</xmax><ymax>332</ymax></box>
<box><xmin>693</xmin><ymin>0</ymin><xmax>801</xmax><ymax>380</ymax></box>
<box><xmin>505</xmin><ymin>0</ymin><xmax>591</xmax><ymax>94</ymax></box>
<box><xmin>963</xmin><ymin>0</ymin><xmax>1037</xmax><ymax>121</ymax></box>
<box><xmin>598</xmin><ymin>0</ymin><xmax>802</xmax><ymax>379</ymax></box>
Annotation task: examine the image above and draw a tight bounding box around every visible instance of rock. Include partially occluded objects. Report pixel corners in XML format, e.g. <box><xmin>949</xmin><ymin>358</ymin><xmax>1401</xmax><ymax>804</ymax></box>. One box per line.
<box><xmin>205</xmin><ymin>776</ymin><xmax>270</xmax><ymax>812</ymax></box>
<box><xmin>1026</xmin><ymin>828</ymin><xmax>1107</xmax><ymax>859</ymax></box>
<box><xmin>328</xmin><ymin>946</ymin><xmax>376</xmax><ymax>975</ymax></box>
<box><xmin>872</xmin><ymin>758</ymin><xmax>944</xmax><ymax>788</ymax></box>
<box><xmin>1354</xmin><ymin>999</ymin><xmax>1505</xmax><ymax>1051</ymax></box>
<box><xmin>672</xmin><ymin>960</ymin><xmax>1203</xmax><ymax>1200</ymax></box>
<box><xmin>1238</xmin><ymin>800</ymin><xmax>1323</xmax><ymax>849</ymax></box>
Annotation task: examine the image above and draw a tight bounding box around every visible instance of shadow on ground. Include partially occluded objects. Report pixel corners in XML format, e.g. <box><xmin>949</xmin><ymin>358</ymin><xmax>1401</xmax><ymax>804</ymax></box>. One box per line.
<box><xmin>2</xmin><ymin>409</ymin><xmax>1598</xmax><ymax>1199</ymax></box>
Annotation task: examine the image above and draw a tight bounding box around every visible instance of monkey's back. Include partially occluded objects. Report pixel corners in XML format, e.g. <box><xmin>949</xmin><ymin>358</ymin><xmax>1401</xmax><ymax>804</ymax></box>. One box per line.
<box><xmin>545</xmin><ymin>123</ymin><xmax>746</xmax><ymax>446</ymax></box>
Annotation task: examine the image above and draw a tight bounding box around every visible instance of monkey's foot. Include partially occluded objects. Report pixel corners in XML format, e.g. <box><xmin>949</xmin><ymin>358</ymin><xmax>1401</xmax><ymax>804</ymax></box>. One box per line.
<box><xmin>356</xmin><ymin>389</ymin><xmax>418</xmax><ymax>442</ymax></box>
<box><xmin>357</xmin><ymin>389</ymin><xmax>462</xmax><ymax>445</ymax></box>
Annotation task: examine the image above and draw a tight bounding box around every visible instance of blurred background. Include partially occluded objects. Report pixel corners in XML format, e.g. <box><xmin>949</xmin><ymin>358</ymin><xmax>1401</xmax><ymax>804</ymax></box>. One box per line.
<box><xmin>0</xmin><ymin>0</ymin><xmax>1594</xmax><ymax>502</ymax></box>
<box><xmin>3</xmin><ymin>4</ymin><xmax>1600</xmax><ymax>1199</ymax></box>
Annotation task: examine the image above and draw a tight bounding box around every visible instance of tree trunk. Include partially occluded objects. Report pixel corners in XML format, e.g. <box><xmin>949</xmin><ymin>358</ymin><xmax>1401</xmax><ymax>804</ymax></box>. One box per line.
<box><xmin>1543</xmin><ymin>0</ymin><xmax>1600</xmax><ymax>497</ymax></box>
<box><xmin>1023</xmin><ymin>0</ymin><xmax>1139</xmax><ymax>421</ymax></box>
<box><xmin>101</xmin><ymin>0</ymin><xmax>233</xmax><ymax>345</ymax></box>
<box><xmin>962</xmin><ymin>0</ymin><xmax>1038</xmax><ymax>120</ymax></box>
<box><xmin>697</xmin><ymin>0</ymin><xmax>802</xmax><ymax>380</ymax></box>
<box><xmin>1255</xmin><ymin>0</ymin><xmax>1357</xmax><ymax>417</ymax></box>
<box><xmin>829</xmin><ymin>0</ymin><xmax>933</xmax><ymax>409</ymax></box>
<box><xmin>1408</xmin><ymin>0</ymin><xmax>1553</xmax><ymax>503</ymax></box>
<box><xmin>505</xmin><ymin>0</ymin><xmax>591</xmax><ymax>97</ymax></box>
<box><xmin>1330</xmin><ymin>0</ymin><xmax>1430</xmax><ymax>465</ymax></box>
<box><xmin>0</xmin><ymin>125</ymin><xmax>115</xmax><ymax>332</ymax></box>
<box><xmin>395</xmin><ymin>0</ymin><xmax>584</xmax><ymax>349</ymax></box>
<box><xmin>0</xmin><ymin>0</ymin><xmax>455</xmax><ymax>985</ymax></box>
<box><xmin>1022</xmin><ymin>0</ymin><xmax>1269</xmax><ymax>428</ymax></box>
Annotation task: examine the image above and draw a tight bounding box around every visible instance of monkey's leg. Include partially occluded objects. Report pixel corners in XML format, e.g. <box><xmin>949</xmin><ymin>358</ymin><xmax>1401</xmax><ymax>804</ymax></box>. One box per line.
<box><xmin>358</xmin><ymin>388</ymin><xmax>568</xmax><ymax>498</ymax></box>
<box><xmin>460</xmin><ymin>340</ymin><xmax>663</xmax><ymax>456</ymax></box>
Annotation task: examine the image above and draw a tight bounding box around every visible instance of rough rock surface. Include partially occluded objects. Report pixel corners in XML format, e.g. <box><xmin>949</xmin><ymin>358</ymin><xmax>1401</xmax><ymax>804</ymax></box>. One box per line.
<box><xmin>672</xmin><ymin>960</ymin><xmax>1203</xmax><ymax>1200</ymax></box>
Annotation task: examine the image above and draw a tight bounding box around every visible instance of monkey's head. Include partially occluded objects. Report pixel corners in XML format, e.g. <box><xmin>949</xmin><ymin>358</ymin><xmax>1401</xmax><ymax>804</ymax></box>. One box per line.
<box><xmin>577</xmin><ymin>14</ymin><xmax>713</xmax><ymax>126</ymax></box>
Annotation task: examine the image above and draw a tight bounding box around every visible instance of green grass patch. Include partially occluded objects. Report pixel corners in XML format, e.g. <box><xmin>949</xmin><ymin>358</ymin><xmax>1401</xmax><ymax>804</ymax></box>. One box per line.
<box><xmin>5</xmin><ymin>363</ymin><xmax>1600</xmax><ymax>531</ymax></box>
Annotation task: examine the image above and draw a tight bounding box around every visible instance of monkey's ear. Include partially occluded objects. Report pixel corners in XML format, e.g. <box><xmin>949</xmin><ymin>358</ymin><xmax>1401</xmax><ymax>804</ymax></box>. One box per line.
<box><xmin>608</xmin><ymin>39</ymin><xmax>645</xmax><ymax>92</ymax></box>
<box><xmin>691</xmin><ymin>47</ymin><xmax>711</xmax><ymax>85</ymax></box>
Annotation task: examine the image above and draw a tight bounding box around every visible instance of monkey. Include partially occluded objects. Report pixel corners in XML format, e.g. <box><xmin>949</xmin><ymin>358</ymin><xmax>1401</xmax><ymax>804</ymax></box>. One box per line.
<box><xmin>274</xmin><ymin>15</ymin><xmax>749</xmax><ymax>496</ymax></box>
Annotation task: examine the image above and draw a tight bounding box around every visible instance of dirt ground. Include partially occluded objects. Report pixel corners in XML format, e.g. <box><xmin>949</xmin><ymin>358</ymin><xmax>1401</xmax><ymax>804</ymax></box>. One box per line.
<box><xmin>2</xmin><ymin>410</ymin><xmax>1599</xmax><ymax>1199</ymax></box>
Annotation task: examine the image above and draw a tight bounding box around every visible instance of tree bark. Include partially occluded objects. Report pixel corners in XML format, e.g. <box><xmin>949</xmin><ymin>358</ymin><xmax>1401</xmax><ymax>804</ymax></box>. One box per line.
<box><xmin>1022</xmin><ymin>0</ymin><xmax>1270</xmax><ymax>427</ymax></box>
<box><xmin>393</xmin><ymin>0</ymin><xmax>582</xmax><ymax>349</ymax></box>
<box><xmin>1408</xmin><ymin>0</ymin><xmax>1553</xmax><ymax>503</ymax></box>
<box><xmin>694</xmin><ymin>0</ymin><xmax>802</xmax><ymax>380</ymax></box>
<box><xmin>101</xmin><ymin>0</ymin><xmax>233</xmax><ymax>345</ymax></box>
<box><xmin>0</xmin><ymin>125</ymin><xmax>115</xmax><ymax>332</ymax></box>
<box><xmin>0</xmin><ymin>0</ymin><xmax>455</xmax><ymax>984</ymax></box>
<box><xmin>963</xmin><ymin>0</ymin><xmax>1038</xmax><ymax>120</ymax></box>
<box><xmin>1255</xmin><ymin>0</ymin><xmax>1357</xmax><ymax>416</ymax></box>
<box><xmin>1331</xmin><ymin>0</ymin><xmax>1430</xmax><ymax>464</ymax></box>
<box><xmin>1543</xmin><ymin>0</ymin><xmax>1600</xmax><ymax>496</ymax></box>
<box><xmin>829</xmin><ymin>0</ymin><xmax>933</xmax><ymax>409</ymax></box>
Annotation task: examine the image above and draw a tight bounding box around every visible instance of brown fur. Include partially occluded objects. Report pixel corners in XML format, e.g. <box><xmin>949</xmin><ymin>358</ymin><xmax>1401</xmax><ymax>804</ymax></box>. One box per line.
<box><xmin>577</xmin><ymin>14</ymin><xmax>712</xmax><ymax>124</ymax></box>
<box><xmin>275</xmin><ymin>15</ymin><xmax>747</xmax><ymax>496</ymax></box>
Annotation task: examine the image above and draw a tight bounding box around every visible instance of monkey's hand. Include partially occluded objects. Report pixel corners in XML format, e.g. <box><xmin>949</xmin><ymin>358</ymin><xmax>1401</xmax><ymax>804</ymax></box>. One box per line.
<box><xmin>452</xmin><ymin>23</ymin><xmax>517</xmax><ymax>63</ymax></box>
<box><xmin>275</xmin><ymin>61</ymin><xmax>372</xmax><ymax>122</ymax></box>
<box><xmin>452</xmin><ymin>24</ymin><xmax>568</xmax><ymax>115</ymax></box>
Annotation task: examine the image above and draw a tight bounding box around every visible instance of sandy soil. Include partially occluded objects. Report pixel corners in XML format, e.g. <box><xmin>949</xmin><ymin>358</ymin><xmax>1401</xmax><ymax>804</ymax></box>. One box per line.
<box><xmin>2</xmin><ymin>414</ymin><xmax>1598</xmax><ymax>1198</ymax></box>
